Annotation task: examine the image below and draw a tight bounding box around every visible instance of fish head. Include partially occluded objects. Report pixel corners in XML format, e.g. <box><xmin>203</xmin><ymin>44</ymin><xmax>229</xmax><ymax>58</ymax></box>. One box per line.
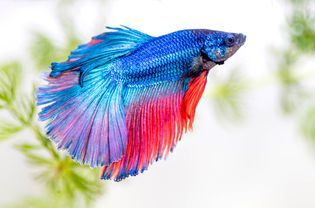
<box><xmin>202</xmin><ymin>31</ymin><xmax>246</xmax><ymax>64</ymax></box>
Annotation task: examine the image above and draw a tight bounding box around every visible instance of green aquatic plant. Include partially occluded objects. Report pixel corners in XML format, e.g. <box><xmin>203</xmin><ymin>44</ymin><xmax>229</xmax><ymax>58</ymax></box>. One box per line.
<box><xmin>0</xmin><ymin>1</ymin><xmax>105</xmax><ymax>208</ymax></box>
<box><xmin>0</xmin><ymin>59</ymin><xmax>103</xmax><ymax>208</ymax></box>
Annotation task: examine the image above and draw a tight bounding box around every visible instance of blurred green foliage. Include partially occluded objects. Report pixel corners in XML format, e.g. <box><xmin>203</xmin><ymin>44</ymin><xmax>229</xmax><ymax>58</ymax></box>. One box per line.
<box><xmin>288</xmin><ymin>0</ymin><xmax>315</xmax><ymax>53</ymax></box>
<box><xmin>277</xmin><ymin>0</ymin><xmax>315</xmax><ymax>143</ymax></box>
<box><xmin>290</xmin><ymin>11</ymin><xmax>315</xmax><ymax>53</ymax></box>
<box><xmin>281</xmin><ymin>0</ymin><xmax>315</xmax><ymax>141</ymax></box>
<box><xmin>0</xmin><ymin>62</ymin><xmax>21</xmax><ymax>106</ymax></box>
<box><xmin>210</xmin><ymin>70</ymin><xmax>247</xmax><ymax>120</ymax></box>
<box><xmin>0</xmin><ymin>62</ymin><xmax>24</xmax><ymax>141</ymax></box>
<box><xmin>30</xmin><ymin>31</ymin><xmax>80</xmax><ymax>71</ymax></box>
<box><xmin>0</xmin><ymin>1</ymin><xmax>104</xmax><ymax>208</ymax></box>
<box><xmin>0</xmin><ymin>60</ymin><xmax>103</xmax><ymax>208</ymax></box>
<box><xmin>301</xmin><ymin>106</ymin><xmax>315</xmax><ymax>142</ymax></box>
<box><xmin>275</xmin><ymin>49</ymin><xmax>307</xmax><ymax>113</ymax></box>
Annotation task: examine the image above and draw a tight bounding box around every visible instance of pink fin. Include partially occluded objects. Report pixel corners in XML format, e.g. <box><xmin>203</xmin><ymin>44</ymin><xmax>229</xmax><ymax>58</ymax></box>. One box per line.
<box><xmin>37</xmin><ymin>68</ymin><xmax>127</xmax><ymax>168</ymax></box>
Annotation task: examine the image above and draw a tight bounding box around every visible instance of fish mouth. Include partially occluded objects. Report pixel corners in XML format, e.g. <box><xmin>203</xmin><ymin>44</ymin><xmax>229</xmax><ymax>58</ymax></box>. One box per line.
<box><xmin>237</xmin><ymin>33</ymin><xmax>246</xmax><ymax>45</ymax></box>
<box><xmin>200</xmin><ymin>52</ymin><xmax>224</xmax><ymax>65</ymax></box>
<box><xmin>205</xmin><ymin>57</ymin><xmax>224</xmax><ymax>65</ymax></box>
<box><xmin>212</xmin><ymin>60</ymin><xmax>225</xmax><ymax>65</ymax></box>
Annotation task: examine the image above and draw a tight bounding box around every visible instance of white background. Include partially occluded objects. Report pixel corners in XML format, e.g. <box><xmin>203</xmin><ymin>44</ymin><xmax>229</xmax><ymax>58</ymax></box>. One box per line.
<box><xmin>1</xmin><ymin>0</ymin><xmax>315</xmax><ymax>208</ymax></box>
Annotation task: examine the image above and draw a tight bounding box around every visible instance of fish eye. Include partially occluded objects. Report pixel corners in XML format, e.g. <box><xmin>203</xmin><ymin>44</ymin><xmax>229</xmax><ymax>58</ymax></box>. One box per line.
<box><xmin>225</xmin><ymin>35</ymin><xmax>235</xmax><ymax>46</ymax></box>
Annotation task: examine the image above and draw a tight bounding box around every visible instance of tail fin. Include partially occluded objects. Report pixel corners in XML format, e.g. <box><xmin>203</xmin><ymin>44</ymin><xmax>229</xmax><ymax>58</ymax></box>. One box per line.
<box><xmin>37</xmin><ymin>26</ymin><xmax>153</xmax><ymax>167</ymax></box>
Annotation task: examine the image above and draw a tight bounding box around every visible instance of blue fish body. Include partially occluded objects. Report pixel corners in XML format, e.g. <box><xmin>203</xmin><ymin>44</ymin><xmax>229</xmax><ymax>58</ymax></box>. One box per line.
<box><xmin>114</xmin><ymin>30</ymin><xmax>201</xmax><ymax>83</ymax></box>
<box><xmin>37</xmin><ymin>26</ymin><xmax>246</xmax><ymax>181</ymax></box>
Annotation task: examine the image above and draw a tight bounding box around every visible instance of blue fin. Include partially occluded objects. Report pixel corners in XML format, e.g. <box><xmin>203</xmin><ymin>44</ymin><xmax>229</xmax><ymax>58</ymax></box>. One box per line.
<box><xmin>37</xmin><ymin>26</ymin><xmax>153</xmax><ymax>167</ymax></box>
<box><xmin>50</xmin><ymin>25</ymin><xmax>153</xmax><ymax>86</ymax></box>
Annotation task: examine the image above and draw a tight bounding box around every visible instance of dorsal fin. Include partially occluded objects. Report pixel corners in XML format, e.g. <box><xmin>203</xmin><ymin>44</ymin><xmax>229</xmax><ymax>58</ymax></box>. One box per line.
<box><xmin>50</xmin><ymin>26</ymin><xmax>154</xmax><ymax>85</ymax></box>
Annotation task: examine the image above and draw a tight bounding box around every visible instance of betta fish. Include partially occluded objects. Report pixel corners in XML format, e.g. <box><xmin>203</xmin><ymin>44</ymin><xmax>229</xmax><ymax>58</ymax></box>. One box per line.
<box><xmin>37</xmin><ymin>26</ymin><xmax>246</xmax><ymax>181</ymax></box>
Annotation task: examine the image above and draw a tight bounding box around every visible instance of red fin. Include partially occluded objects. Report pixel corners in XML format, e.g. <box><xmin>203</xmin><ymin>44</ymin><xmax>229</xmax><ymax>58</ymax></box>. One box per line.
<box><xmin>181</xmin><ymin>71</ymin><xmax>208</xmax><ymax>129</ymax></box>
<box><xmin>101</xmin><ymin>82</ymin><xmax>184</xmax><ymax>181</ymax></box>
<box><xmin>101</xmin><ymin>72</ymin><xmax>208</xmax><ymax>181</ymax></box>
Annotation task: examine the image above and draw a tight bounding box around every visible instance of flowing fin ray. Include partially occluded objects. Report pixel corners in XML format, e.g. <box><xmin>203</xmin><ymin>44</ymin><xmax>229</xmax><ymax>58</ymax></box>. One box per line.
<box><xmin>101</xmin><ymin>71</ymin><xmax>208</xmax><ymax>181</ymax></box>
<box><xmin>37</xmin><ymin>26</ymin><xmax>153</xmax><ymax>167</ymax></box>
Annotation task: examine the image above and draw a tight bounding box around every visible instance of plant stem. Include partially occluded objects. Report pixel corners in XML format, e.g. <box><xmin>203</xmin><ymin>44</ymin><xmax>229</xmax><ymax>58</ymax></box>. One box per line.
<box><xmin>30</xmin><ymin>124</ymin><xmax>60</xmax><ymax>160</ymax></box>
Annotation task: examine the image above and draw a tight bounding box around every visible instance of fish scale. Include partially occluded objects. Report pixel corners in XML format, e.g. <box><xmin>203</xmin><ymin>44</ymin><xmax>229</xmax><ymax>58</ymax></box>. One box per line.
<box><xmin>115</xmin><ymin>30</ymin><xmax>202</xmax><ymax>84</ymax></box>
